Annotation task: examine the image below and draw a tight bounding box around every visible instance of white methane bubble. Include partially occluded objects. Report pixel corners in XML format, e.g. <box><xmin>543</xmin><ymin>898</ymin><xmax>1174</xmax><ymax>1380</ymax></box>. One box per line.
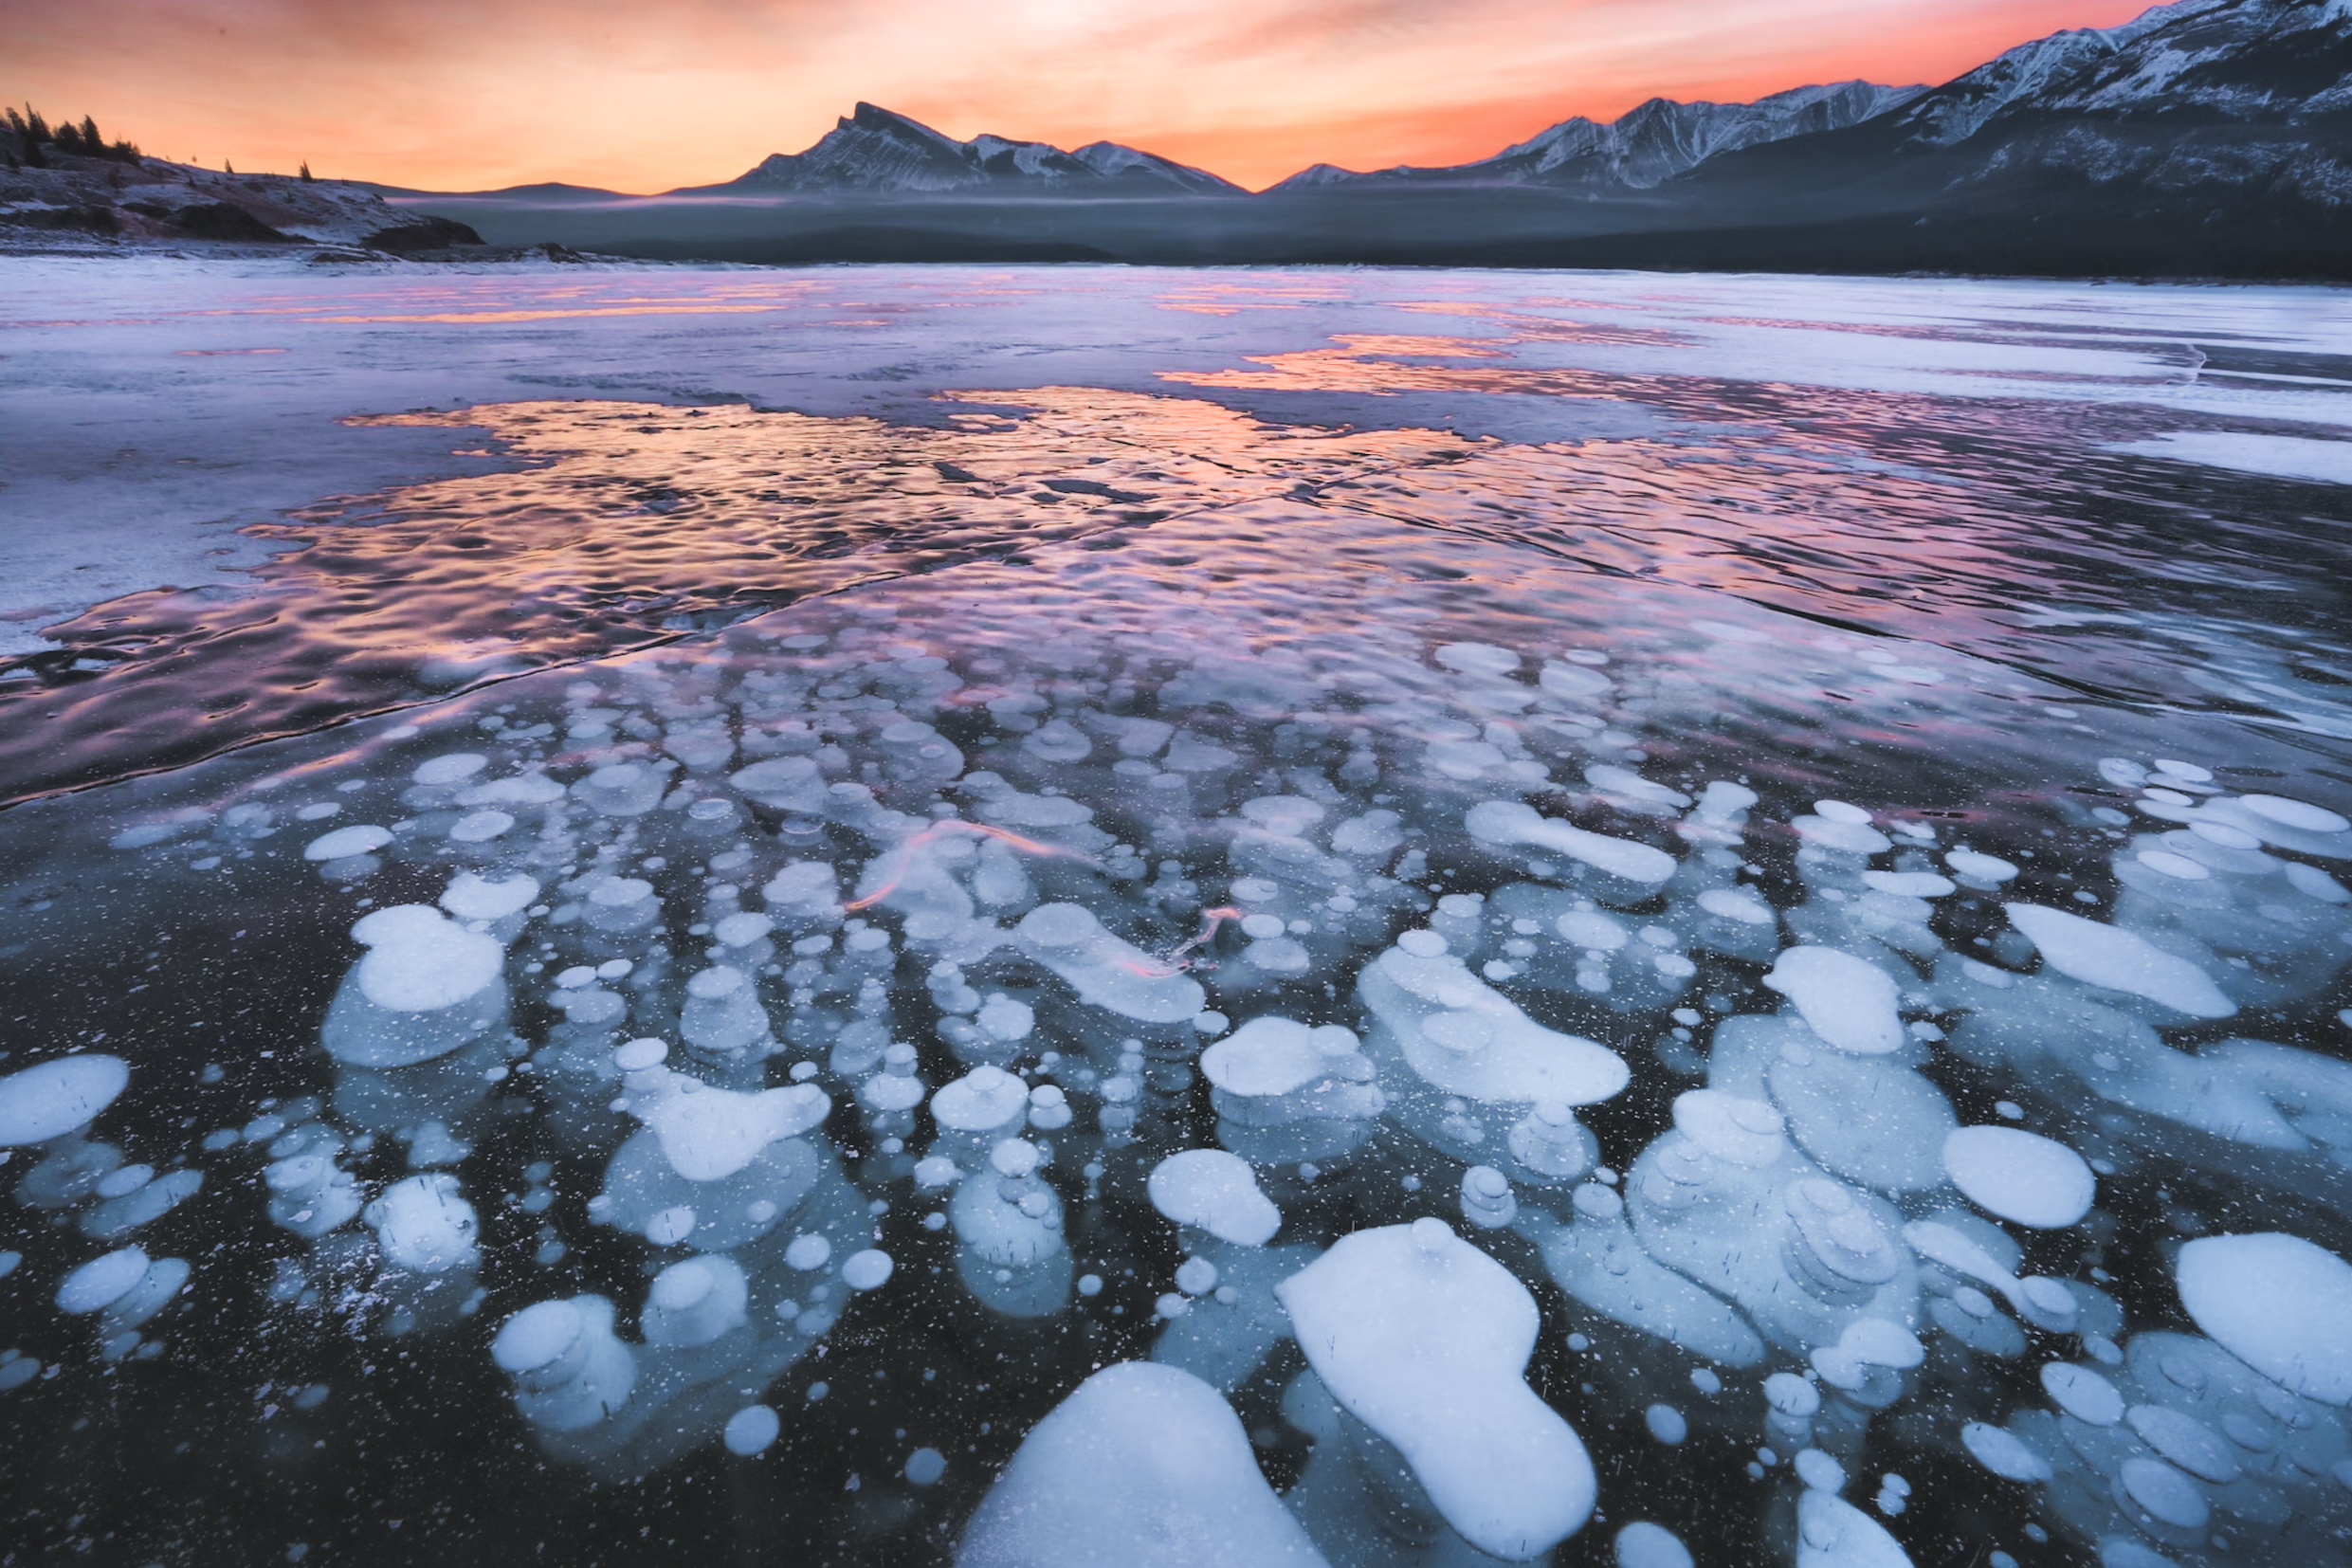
<box><xmin>1277</xmin><ymin>1219</ymin><xmax>1596</xmax><ymax>1559</ymax></box>
<box><xmin>957</xmin><ymin>1363</ymin><xmax>1331</xmax><ymax>1568</ymax></box>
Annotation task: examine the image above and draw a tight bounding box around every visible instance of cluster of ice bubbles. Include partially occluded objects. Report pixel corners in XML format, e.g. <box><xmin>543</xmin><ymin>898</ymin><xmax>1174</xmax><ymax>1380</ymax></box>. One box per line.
<box><xmin>6</xmin><ymin>612</ymin><xmax>2352</xmax><ymax>1568</ymax></box>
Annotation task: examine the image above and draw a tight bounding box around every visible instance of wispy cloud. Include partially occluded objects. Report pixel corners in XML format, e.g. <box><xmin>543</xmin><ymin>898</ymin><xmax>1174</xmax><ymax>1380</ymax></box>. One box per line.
<box><xmin>3</xmin><ymin>0</ymin><xmax>2156</xmax><ymax>191</ymax></box>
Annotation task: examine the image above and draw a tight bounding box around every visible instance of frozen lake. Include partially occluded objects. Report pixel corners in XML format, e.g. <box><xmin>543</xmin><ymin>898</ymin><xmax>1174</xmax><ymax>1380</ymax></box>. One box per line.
<box><xmin>1</xmin><ymin>261</ymin><xmax>2350</xmax><ymax>1568</ymax></box>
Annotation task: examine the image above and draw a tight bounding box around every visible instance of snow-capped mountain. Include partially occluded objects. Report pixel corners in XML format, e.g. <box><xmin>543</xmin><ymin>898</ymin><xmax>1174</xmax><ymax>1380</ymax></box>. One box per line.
<box><xmin>688</xmin><ymin>102</ymin><xmax>1241</xmax><ymax>196</ymax></box>
<box><xmin>1877</xmin><ymin>0</ymin><xmax>2233</xmax><ymax>146</ymax></box>
<box><xmin>1684</xmin><ymin>0</ymin><xmax>2352</xmax><ymax>214</ymax></box>
<box><xmin>1267</xmin><ymin>81</ymin><xmax>1924</xmax><ymax>191</ymax></box>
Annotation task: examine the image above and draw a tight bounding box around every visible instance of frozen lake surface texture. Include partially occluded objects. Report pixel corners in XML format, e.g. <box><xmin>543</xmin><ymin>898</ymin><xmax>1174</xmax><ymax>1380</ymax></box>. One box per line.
<box><xmin>2</xmin><ymin>260</ymin><xmax>2352</xmax><ymax>1568</ymax></box>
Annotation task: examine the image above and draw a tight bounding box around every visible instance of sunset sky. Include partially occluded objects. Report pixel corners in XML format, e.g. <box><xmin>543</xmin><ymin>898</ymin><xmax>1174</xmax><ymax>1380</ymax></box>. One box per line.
<box><xmin>9</xmin><ymin>0</ymin><xmax>2162</xmax><ymax>192</ymax></box>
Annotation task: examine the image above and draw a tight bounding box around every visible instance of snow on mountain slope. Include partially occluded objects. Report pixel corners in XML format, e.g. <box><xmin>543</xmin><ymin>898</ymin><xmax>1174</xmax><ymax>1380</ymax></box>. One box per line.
<box><xmin>1267</xmin><ymin>80</ymin><xmax>1922</xmax><ymax>192</ymax></box>
<box><xmin>697</xmin><ymin>102</ymin><xmax>1241</xmax><ymax>196</ymax></box>
<box><xmin>1884</xmin><ymin>0</ymin><xmax>2233</xmax><ymax>145</ymax></box>
<box><xmin>2030</xmin><ymin>0</ymin><xmax>2352</xmax><ymax>119</ymax></box>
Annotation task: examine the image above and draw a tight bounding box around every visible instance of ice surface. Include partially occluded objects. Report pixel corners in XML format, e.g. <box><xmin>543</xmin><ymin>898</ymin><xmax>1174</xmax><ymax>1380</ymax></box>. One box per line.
<box><xmin>956</xmin><ymin>1362</ymin><xmax>1330</xmax><ymax>1568</ymax></box>
<box><xmin>1941</xmin><ymin>1126</ymin><xmax>2094</xmax><ymax>1229</ymax></box>
<box><xmin>1278</xmin><ymin>1219</ymin><xmax>1595</xmax><ymax>1559</ymax></box>
<box><xmin>11</xmin><ymin>264</ymin><xmax>2352</xmax><ymax>1565</ymax></box>
<box><xmin>0</xmin><ymin>1056</ymin><xmax>128</xmax><ymax>1145</ymax></box>
<box><xmin>2175</xmin><ymin>1232</ymin><xmax>2352</xmax><ymax>1404</ymax></box>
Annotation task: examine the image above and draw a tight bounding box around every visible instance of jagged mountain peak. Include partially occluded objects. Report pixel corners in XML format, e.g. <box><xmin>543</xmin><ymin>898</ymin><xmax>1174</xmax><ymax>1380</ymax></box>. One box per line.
<box><xmin>1268</xmin><ymin>79</ymin><xmax>1924</xmax><ymax>192</ymax></box>
<box><xmin>686</xmin><ymin>104</ymin><xmax>1241</xmax><ymax>197</ymax></box>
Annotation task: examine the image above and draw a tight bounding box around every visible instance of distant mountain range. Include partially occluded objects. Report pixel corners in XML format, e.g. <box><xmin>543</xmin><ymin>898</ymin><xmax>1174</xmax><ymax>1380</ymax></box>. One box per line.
<box><xmin>36</xmin><ymin>0</ymin><xmax>2339</xmax><ymax>277</ymax></box>
<box><xmin>1269</xmin><ymin>81</ymin><xmax>1929</xmax><ymax>192</ymax></box>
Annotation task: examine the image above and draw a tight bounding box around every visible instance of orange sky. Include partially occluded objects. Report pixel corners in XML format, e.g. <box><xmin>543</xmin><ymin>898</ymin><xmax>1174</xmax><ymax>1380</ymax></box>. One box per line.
<box><xmin>5</xmin><ymin>0</ymin><xmax>2162</xmax><ymax>191</ymax></box>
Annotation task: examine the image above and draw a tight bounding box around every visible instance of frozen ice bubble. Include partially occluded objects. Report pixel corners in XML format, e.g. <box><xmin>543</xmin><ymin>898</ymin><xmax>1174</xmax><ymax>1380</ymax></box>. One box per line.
<box><xmin>411</xmin><ymin>753</ymin><xmax>487</xmax><ymax>786</ymax></box>
<box><xmin>366</xmin><ymin>1174</ymin><xmax>479</xmax><ymax>1273</ymax></box>
<box><xmin>440</xmin><ymin>870</ymin><xmax>539</xmax><ymax>921</ymax></box>
<box><xmin>932</xmin><ymin>1066</ymin><xmax>1030</xmax><ymax>1135</ymax></box>
<box><xmin>1945</xmin><ymin>848</ymin><xmax>2017</xmax><ymax>883</ymax></box>
<box><xmin>631</xmin><ymin>1078</ymin><xmax>830</xmax><ymax>1182</ymax></box>
<box><xmin>1697</xmin><ymin>887</ymin><xmax>1775</xmax><ymax>924</ymax></box>
<box><xmin>905</xmin><ymin>1447</ymin><xmax>947</xmax><ymax>1486</ymax></box>
<box><xmin>1014</xmin><ymin>903</ymin><xmax>1206</xmax><ymax>1023</ymax></box>
<box><xmin>2240</xmin><ymin>794</ymin><xmax>2349</xmax><ymax>833</ymax></box>
<box><xmin>456</xmin><ymin>772</ymin><xmax>566</xmax><ymax>807</ymax></box>
<box><xmin>1147</xmin><ymin>1149</ymin><xmax>1281</xmax><ymax>1247</ymax></box>
<box><xmin>0</xmin><ymin>1055</ymin><xmax>128</xmax><ymax>1145</ymax></box>
<box><xmin>1614</xmin><ymin>1522</ymin><xmax>1693</xmax><ymax>1568</ymax></box>
<box><xmin>1435</xmin><ymin>642</ymin><xmax>1521</xmax><ymax>676</ymax></box>
<box><xmin>1645</xmin><ymin>1404</ymin><xmax>1687</xmax><ymax>1444</ymax></box>
<box><xmin>1942</xmin><ymin>1126</ymin><xmax>2094</xmax><ymax>1229</ymax></box>
<box><xmin>1465</xmin><ymin>800</ymin><xmax>1675</xmax><ymax>896</ymax></box>
<box><xmin>841</xmin><ymin>1249</ymin><xmax>893</xmax><ymax>1290</ymax></box>
<box><xmin>1961</xmin><ymin>1419</ymin><xmax>2051</xmax><ymax>1481</ymax></box>
<box><xmin>1862</xmin><ymin>870</ymin><xmax>1955</xmax><ymax>898</ymax></box>
<box><xmin>2120</xmin><ymin>1456</ymin><xmax>2208</xmax><ymax>1529</ymax></box>
<box><xmin>786</xmin><ymin>1234</ymin><xmax>832</xmax><ymax>1270</ymax></box>
<box><xmin>2177</xmin><ymin>1232</ymin><xmax>2352</xmax><ymax>1404</ymax></box>
<box><xmin>447</xmin><ymin>810</ymin><xmax>514</xmax><ymax>844</ymax></box>
<box><xmin>1541</xmin><ymin>661</ymin><xmax>1613</xmax><ymax>698</ymax></box>
<box><xmin>1814</xmin><ymin>800</ymin><xmax>1872</xmax><ymax>825</ymax></box>
<box><xmin>1795</xmin><ymin>1449</ymin><xmax>1848</xmax><ymax>1492</ymax></box>
<box><xmin>2004</xmin><ymin>903</ymin><xmax>2235</xmax><ymax>1018</ymax></box>
<box><xmin>1277</xmin><ymin>1221</ymin><xmax>1595</xmax><ymax>1559</ymax></box>
<box><xmin>1766</xmin><ymin>1372</ymin><xmax>1821</xmax><ymax>1417</ymax></box>
<box><xmin>2041</xmin><ymin>1362</ymin><xmax>2124</xmax><ymax>1426</ymax></box>
<box><xmin>1796</xmin><ymin>1487</ymin><xmax>1911</xmax><ymax>1568</ymax></box>
<box><xmin>1200</xmin><ymin>1017</ymin><xmax>1362</xmax><ymax>1098</ymax></box>
<box><xmin>957</xmin><ymin>1363</ymin><xmax>1329</xmax><ymax>1568</ymax></box>
<box><xmin>722</xmin><ymin>1404</ymin><xmax>780</xmax><ymax>1456</ymax></box>
<box><xmin>303</xmin><ymin>825</ymin><xmax>392</xmax><ymax>862</ymax></box>
<box><xmin>490</xmin><ymin>1299</ymin><xmax>580</xmax><ymax>1373</ymax></box>
<box><xmin>1763</xmin><ymin>947</ymin><xmax>1905</xmax><ymax>1055</ymax></box>
<box><xmin>645</xmin><ymin>1206</ymin><xmax>698</xmax><ymax>1247</ymax></box>
<box><xmin>56</xmin><ymin>1247</ymin><xmax>149</xmax><ymax>1313</ymax></box>
<box><xmin>350</xmin><ymin>905</ymin><xmax>503</xmax><ymax>1012</ymax></box>
<box><xmin>2125</xmin><ymin>1405</ymin><xmax>2241</xmax><ymax>1484</ymax></box>
<box><xmin>991</xmin><ymin>1138</ymin><xmax>1041</xmax><ymax>1178</ymax></box>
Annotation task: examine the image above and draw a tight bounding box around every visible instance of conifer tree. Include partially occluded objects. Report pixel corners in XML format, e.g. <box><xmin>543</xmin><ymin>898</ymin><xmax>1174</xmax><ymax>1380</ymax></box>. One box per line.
<box><xmin>26</xmin><ymin>107</ymin><xmax>49</xmax><ymax>143</ymax></box>
<box><xmin>300</xmin><ymin>160</ymin><xmax>314</xmax><ymax>182</ymax></box>
<box><xmin>81</xmin><ymin>116</ymin><xmax>101</xmax><ymax>151</ymax></box>
<box><xmin>19</xmin><ymin>107</ymin><xmax>46</xmax><ymax>167</ymax></box>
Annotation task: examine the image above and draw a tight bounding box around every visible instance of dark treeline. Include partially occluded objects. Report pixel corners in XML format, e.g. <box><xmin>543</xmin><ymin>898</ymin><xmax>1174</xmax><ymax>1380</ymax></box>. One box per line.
<box><xmin>5</xmin><ymin>104</ymin><xmax>143</xmax><ymax>170</ymax></box>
